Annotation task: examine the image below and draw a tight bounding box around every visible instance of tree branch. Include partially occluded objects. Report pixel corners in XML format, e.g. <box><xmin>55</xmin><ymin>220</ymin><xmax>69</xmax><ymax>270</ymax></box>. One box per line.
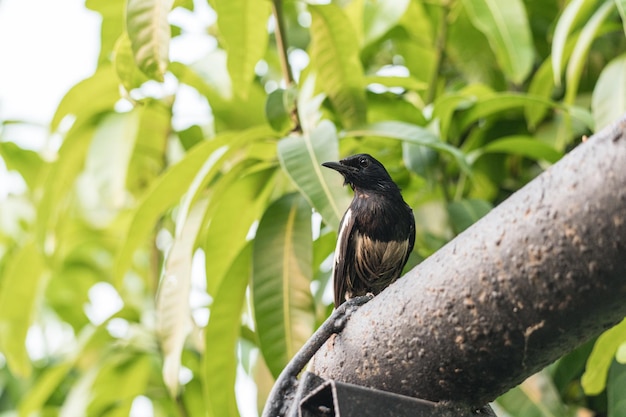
<box><xmin>310</xmin><ymin>115</ymin><xmax>626</xmax><ymax>410</ymax></box>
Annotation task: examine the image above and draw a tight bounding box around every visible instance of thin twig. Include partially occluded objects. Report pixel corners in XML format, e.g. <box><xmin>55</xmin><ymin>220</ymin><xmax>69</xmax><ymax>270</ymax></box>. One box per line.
<box><xmin>271</xmin><ymin>0</ymin><xmax>302</xmax><ymax>133</ymax></box>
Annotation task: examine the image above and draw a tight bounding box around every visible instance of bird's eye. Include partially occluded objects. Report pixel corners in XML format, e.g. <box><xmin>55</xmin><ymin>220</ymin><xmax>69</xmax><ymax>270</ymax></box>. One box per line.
<box><xmin>359</xmin><ymin>158</ymin><xmax>369</xmax><ymax>167</ymax></box>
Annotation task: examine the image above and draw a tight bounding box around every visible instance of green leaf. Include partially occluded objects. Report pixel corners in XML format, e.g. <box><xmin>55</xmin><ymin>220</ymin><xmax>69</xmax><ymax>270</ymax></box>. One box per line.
<box><xmin>50</xmin><ymin>65</ymin><xmax>120</xmax><ymax>132</ymax></box>
<box><xmin>278</xmin><ymin>121</ymin><xmax>351</xmax><ymax>231</ymax></box>
<box><xmin>525</xmin><ymin>58</ymin><xmax>556</xmax><ymax>129</ymax></box>
<box><xmin>362</xmin><ymin>0</ymin><xmax>410</xmax><ymax>46</ymax></box>
<box><xmin>113</xmin><ymin>32</ymin><xmax>150</xmax><ymax>92</ymax></box>
<box><xmin>76</xmin><ymin>111</ymin><xmax>141</xmax><ymax>226</ymax></box>
<box><xmin>551</xmin><ymin>0</ymin><xmax>602</xmax><ymax>86</ymax></box>
<box><xmin>592</xmin><ymin>54</ymin><xmax>626</xmax><ymax>130</ymax></box>
<box><xmin>126</xmin><ymin>0</ymin><xmax>173</xmax><ymax>81</ymax></box>
<box><xmin>402</xmin><ymin>142</ymin><xmax>438</xmax><ymax>178</ymax></box>
<box><xmin>113</xmin><ymin>126</ymin><xmax>275</xmax><ymax>286</ymax></box>
<box><xmin>203</xmin><ymin>167</ymin><xmax>277</xmax><ymax>295</ymax></box>
<box><xmin>203</xmin><ymin>245</ymin><xmax>251</xmax><ymax>417</ymax></box>
<box><xmin>265</xmin><ymin>89</ymin><xmax>291</xmax><ymax>133</ymax></box>
<box><xmin>344</xmin><ymin>121</ymin><xmax>471</xmax><ymax>174</ymax></box>
<box><xmin>616</xmin><ymin>0</ymin><xmax>626</xmax><ymax>35</ymax></box>
<box><xmin>309</xmin><ymin>4</ymin><xmax>367</xmax><ymax>127</ymax></box>
<box><xmin>461</xmin><ymin>0</ymin><xmax>533</xmax><ymax>84</ymax></box>
<box><xmin>36</xmin><ymin>122</ymin><xmax>96</xmax><ymax>249</ymax></box>
<box><xmin>170</xmin><ymin>60</ymin><xmax>268</xmax><ymax>130</ymax></box>
<box><xmin>469</xmin><ymin>136</ymin><xmax>562</xmax><ymax>164</ymax></box>
<box><xmin>252</xmin><ymin>193</ymin><xmax>315</xmax><ymax>378</ymax></box>
<box><xmin>157</xmin><ymin>198</ymin><xmax>207</xmax><ymax>397</ymax></box>
<box><xmin>18</xmin><ymin>362</ymin><xmax>73</xmax><ymax>416</ymax></box>
<box><xmin>496</xmin><ymin>371</ymin><xmax>569</xmax><ymax>417</ymax></box>
<box><xmin>214</xmin><ymin>0</ymin><xmax>271</xmax><ymax>99</ymax></box>
<box><xmin>609</xmin><ymin>362</ymin><xmax>626</xmax><ymax>417</ymax></box>
<box><xmin>0</xmin><ymin>141</ymin><xmax>43</xmax><ymax>190</ymax></box>
<box><xmin>447</xmin><ymin>199</ymin><xmax>492</xmax><ymax>234</ymax></box>
<box><xmin>431</xmin><ymin>94</ymin><xmax>477</xmax><ymax>142</ymax></box>
<box><xmin>0</xmin><ymin>240</ymin><xmax>47</xmax><ymax>377</ymax></box>
<box><xmin>565</xmin><ymin>0</ymin><xmax>615</xmax><ymax>104</ymax></box>
<box><xmin>582</xmin><ymin>318</ymin><xmax>626</xmax><ymax>395</ymax></box>
<box><xmin>365</xmin><ymin>75</ymin><xmax>427</xmax><ymax>91</ymax></box>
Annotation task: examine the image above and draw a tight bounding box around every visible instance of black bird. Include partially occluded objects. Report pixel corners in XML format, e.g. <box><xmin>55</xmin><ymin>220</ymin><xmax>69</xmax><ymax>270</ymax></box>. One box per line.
<box><xmin>322</xmin><ymin>154</ymin><xmax>416</xmax><ymax>307</ymax></box>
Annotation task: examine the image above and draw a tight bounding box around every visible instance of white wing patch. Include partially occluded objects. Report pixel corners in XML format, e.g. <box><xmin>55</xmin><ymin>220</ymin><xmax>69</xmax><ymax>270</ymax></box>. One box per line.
<box><xmin>333</xmin><ymin>208</ymin><xmax>352</xmax><ymax>266</ymax></box>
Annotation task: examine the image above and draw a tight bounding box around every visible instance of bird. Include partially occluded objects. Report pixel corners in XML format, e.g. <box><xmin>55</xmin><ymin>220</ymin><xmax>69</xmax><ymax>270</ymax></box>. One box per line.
<box><xmin>322</xmin><ymin>154</ymin><xmax>416</xmax><ymax>308</ymax></box>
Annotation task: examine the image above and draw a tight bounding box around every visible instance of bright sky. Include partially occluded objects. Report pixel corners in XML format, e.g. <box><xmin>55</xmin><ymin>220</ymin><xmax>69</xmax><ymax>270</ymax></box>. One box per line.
<box><xmin>0</xmin><ymin>0</ymin><xmax>99</xmax><ymax>196</ymax></box>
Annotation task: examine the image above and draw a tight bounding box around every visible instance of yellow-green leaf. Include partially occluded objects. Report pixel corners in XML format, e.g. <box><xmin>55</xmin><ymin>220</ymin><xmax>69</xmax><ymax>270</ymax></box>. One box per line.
<box><xmin>126</xmin><ymin>0</ymin><xmax>173</xmax><ymax>81</ymax></box>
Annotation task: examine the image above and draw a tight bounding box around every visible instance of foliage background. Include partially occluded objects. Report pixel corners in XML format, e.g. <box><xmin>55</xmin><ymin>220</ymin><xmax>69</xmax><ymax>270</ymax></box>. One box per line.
<box><xmin>1</xmin><ymin>0</ymin><xmax>626</xmax><ymax>416</ymax></box>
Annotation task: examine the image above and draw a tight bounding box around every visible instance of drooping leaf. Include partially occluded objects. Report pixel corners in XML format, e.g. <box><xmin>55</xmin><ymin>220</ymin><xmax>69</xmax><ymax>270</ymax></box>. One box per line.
<box><xmin>551</xmin><ymin>0</ymin><xmax>603</xmax><ymax>85</ymax></box>
<box><xmin>203</xmin><ymin>245</ymin><xmax>251</xmax><ymax>417</ymax></box>
<box><xmin>0</xmin><ymin>240</ymin><xmax>47</xmax><ymax>377</ymax></box>
<box><xmin>113</xmin><ymin>32</ymin><xmax>149</xmax><ymax>92</ymax></box>
<box><xmin>203</xmin><ymin>167</ymin><xmax>277</xmax><ymax>295</ymax></box>
<box><xmin>36</xmin><ymin>122</ymin><xmax>96</xmax><ymax>249</ymax></box>
<box><xmin>344</xmin><ymin>121</ymin><xmax>471</xmax><ymax>174</ymax></box>
<box><xmin>0</xmin><ymin>141</ymin><xmax>44</xmax><ymax>190</ymax></box>
<box><xmin>214</xmin><ymin>0</ymin><xmax>271</xmax><ymax>99</ymax></box>
<box><xmin>278</xmin><ymin>121</ymin><xmax>351</xmax><ymax>231</ymax></box>
<box><xmin>50</xmin><ymin>65</ymin><xmax>120</xmax><ymax>132</ymax></box>
<box><xmin>564</xmin><ymin>0</ymin><xmax>615</xmax><ymax>104</ymax></box>
<box><xmin>126</xmin><ymin>0</ymin><xmax>173</xmax><ymax>81</ymax></box>
<box><xmin>468</xmin><ymin>136</ymin><xmax>562</xmax><ymax>164</ymax></box>
<box><xmin>113</xmin><ymin>126</ymin><xmax>275</xmax><ymax>286</ymax></box>
<box><xmin>582</xmin><ymin>318</ymin><xmax>626</xmax><ymax>395</ymax></box>
<box><xmin>252</xmin><ymin>193</ymin><xmax>315</xmax><ymax>378</ymax></box>
<box><xmin>592</xmin><ymin>54</ymin><xmax>626</xmax><ymax>130</ymax></box>
<box><xmin>461</xmin><ymin>0</ymin><xmax>534</xmax><ymax>84</ymax></box>
<box><xmin>447</xmin><ymin>199</ymin><xmax>492</xmax><ymax>234</ymax></box>
<box><xmin>157</xmin><ymin>198</ymin><xmax>208</xmax><ymax>397</ymax></box>
<box><xmin>309</xmin><ymin>4</ymin><xmax>367</xmax><ymax>127</ymax></box>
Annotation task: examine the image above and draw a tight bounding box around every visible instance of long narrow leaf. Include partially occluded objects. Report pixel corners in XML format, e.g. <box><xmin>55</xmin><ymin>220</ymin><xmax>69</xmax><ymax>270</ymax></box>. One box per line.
<box><xmin>126</xmin><ymin>0</ymin><xmax>173</xmax><ymax>81</ymax></box>
<box><xmin>214</xmin><ymin>0</ymin><xmax>270</xmax><ymax>99</ymax></box>
<box><xmin>203</xmin><ymin>245</ymin><xmax>251</xmax><ymax>417</ymax></box>
<box><xmin>278</xmin><ymin>122</ymin><xmax>350</xmax><ymax>231</ymax></box>
<box><xmin>565</xmin><ymin>0</ymin><xmax>615</xmax><ymax>104</ymax></box>
<box><xmin>203</xmin><ymin>167</ymin><xmax>277</xmax><ymax>295</ymax></box>
<box><xmin>0</xmin><ymin>241</ymin><xmax>47</xmax><ymax>377</ymax></box>
<box><xmin>309</xmin><ymin>4</ymin><xmax>367</xmax><ymax>127</ymax></box>
<box><xmin>50</xmin><ymin>66</ymin><xmax>120</xmax><ymax>132</ymax></box>
<box><xmin>592</xmin><ymin>54</ymin><xmax>626</xmax><ymax>130</ymax></box>
<box><xmin>113</xmin><ymin>126</ymin><xmax>275</xmax><ymax>287</ymax></box>
<box><xmin>252</xmin><ymin>193</ymin><xmax>314</xmax><ymax>378</ymax></box>
<box><xmin>582</xmin><ymin>319</ymin><xmax>626</xmax><ymax>395</ymax></box>
<box><xmin>551</xmin><ymin>0</ymin><xmax>601</xmax><ymax>85</ymax></box>
<box><xmin>468</xmin><ymin>136</ymin><xmax>562</xmax><ymax>164</ymax></box>
<box><xmin>157</xmin><ymin>198</ymin><xmax>208</xmax><ymax>397</ymax></box>
<box><xmin>461</xmin><ymin>0</ymin><xmax>533</xmax><ymax>84</ymax></box>
<box><xmin>344</xmin><ymin>121</ymin><xmax>471</xmax><ymax>174</ymax></box>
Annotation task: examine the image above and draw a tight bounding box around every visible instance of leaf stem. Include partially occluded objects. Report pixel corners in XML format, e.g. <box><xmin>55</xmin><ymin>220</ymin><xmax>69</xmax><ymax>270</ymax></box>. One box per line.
<box><xmin>271</xmin><ymin>0</ymin><xmax>302</xmax><ymax>133</ymax></box>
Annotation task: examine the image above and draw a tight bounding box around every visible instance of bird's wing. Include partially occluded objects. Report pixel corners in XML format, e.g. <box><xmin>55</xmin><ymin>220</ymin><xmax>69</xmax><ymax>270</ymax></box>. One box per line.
<box><xmin>333</xmin><ymin>208</ymin><xmax>356</xmax><ymax>307</ymax></box>
<box><xmin>404</xmin><ymin>206</ymin><xmax>416</xmax><ymax>267</ymax></box>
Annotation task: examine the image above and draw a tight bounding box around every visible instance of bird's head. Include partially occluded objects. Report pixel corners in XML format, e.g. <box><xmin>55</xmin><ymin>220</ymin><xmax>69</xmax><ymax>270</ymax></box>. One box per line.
<box><xmin>322</xmin><ymin>154</ymin><xmax>399</xmax><ymax>193</ymax></box>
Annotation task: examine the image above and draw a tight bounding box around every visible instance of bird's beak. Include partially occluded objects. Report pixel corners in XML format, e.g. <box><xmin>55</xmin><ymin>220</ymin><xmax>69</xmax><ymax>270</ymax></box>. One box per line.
<box><xmin>322</xmin><ymin>161</ymin><xmax>351</xmax><ymax>175</ymax></box>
